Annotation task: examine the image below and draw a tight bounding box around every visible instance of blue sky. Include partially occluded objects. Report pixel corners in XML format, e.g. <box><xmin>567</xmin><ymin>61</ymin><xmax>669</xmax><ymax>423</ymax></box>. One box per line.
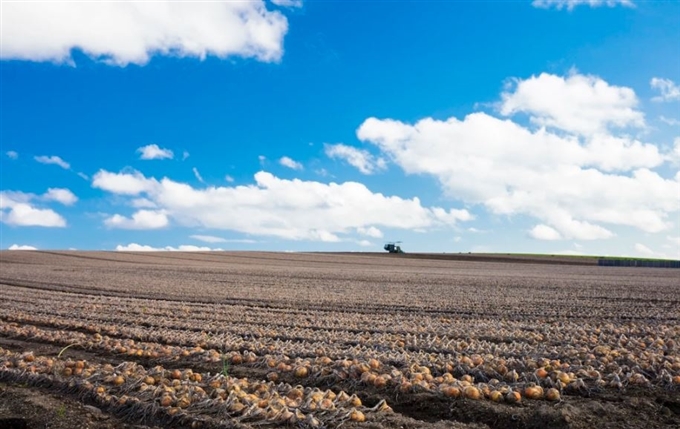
<box><xmin>1</xmin><ymin>0</ymin><xmax>679</xmax><ymax>257</ymax></box>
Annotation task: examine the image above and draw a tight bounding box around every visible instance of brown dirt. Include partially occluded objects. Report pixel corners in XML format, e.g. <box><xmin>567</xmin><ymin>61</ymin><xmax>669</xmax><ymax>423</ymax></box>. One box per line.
<box><xmin>0</xmin><ymin>382</ymin><xmax>160</xmax><ymax>429</ymax></box>
<box><xmin>1</xmin><ymin>251</ymin><xmax>679</xmax><ymax>429</ymax></box>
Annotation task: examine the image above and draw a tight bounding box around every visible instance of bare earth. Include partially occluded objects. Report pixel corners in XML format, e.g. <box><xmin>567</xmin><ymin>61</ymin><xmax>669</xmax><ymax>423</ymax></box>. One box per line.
<box><xmin>0</xmin><ymin>251</ymin><xmax>678</xmax><ymax>429</ymax></box>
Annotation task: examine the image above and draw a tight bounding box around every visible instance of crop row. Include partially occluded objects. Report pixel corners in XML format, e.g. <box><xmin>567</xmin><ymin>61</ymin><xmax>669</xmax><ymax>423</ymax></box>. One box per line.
<box><xmin>0</xmin><ymin>347</ymin><xmax>392</xmax><ymax>428</ymax></box>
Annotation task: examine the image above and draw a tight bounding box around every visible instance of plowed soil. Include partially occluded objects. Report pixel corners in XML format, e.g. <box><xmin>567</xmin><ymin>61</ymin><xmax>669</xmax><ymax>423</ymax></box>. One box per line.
<box><xmin>1</xmin><ymin>251</ymin><xmax>678</xmax><ymax>429</ymax></box>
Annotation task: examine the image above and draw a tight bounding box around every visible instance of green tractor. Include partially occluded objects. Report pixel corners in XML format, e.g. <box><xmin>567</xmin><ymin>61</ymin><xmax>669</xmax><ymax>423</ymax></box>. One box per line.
<box><xmin>384</xmin><ymin>242</ymin><xmax>404</xmax><ymax>253</ymax></box>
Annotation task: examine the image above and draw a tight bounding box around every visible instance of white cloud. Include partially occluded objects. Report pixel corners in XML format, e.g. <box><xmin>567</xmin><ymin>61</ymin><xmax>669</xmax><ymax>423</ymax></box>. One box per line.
<box><xmin>357</xmin><ymin>72</ymin><xmax>679</xmax><ymax>241</ymax></box>
<box><xmin>2</xmin><ymin>1</ymin><xmax>289</xmax><ymax>65</ymax></box>
<box><xmin>193</xmin><ymin>167</ymin><xmax>205</xmax><ymax>183</ymax></box>
<box><xmin>137</xmin><ymin>144</ymin><xmax>173</xmax><ymax>160</ymax></box>
<box><xmin>190</xmin><ymin>234</ymin><xmax>227</xmax><ymax>243</ymax></box>
<box><xmin>324</xmin><ymin>143</ymin><xmax>387</xmax><ymax>174</ymax></box>
<box><xmin>225</xmin><ymin>175</ymin><xmax>235</xmax><ymax>183</ymax></box>
<box><xmin>667</xmin><ymin>235</ymin><xmax>680</xmax><ymax>245</ymax></box>
<box><xmin>0</xmin><ymin>191</ymin><xmax>67</xmax><ymax>227</ymax></box>
<box><xmin>104</xmin><ymin>210</ymin><xmax>169</xmax><ymax>230</ymax></box>
<box><xmin>660</xmin><ymin>116</ymin><xmax>680</xmax><ymax>126</ymax></box>
<box><xmin>94</xmin><ymin>170</ymin><xmax>471</xmax><ymax>242</ymax></box>
<box><xmin>6</xmin><ymin>151</ymin><xmax>18</xmax><ymax>160</ymax></box>
<box><xmin>532</xmin><ymin>0</ymin><xmax>634</xmax><ymax>10</ymax></box>
<box><xmin>182</xmin><ymin>151</ymin><xmax>190</xmax><ymax>161</ymax></box>
<box><xmin>529</xmin><ymin>224</ymin><xmax>563</xmax><ymax>240</ymax></box>
<box><xmin>34</xmin><ymin>155</ymin><xmax>70</xmax><ymax>169</ymax></box>
<box><xmin>1</xmin><ymin>203</ymin><xmax>66</xmax><ymax>227</ymax></box>
<box><xmin>357</xmin><ymin>239</ymin><xmax>373</xmax><ymax>247</ymax></box>
<box><xmin>92</xmin><ymin>169</ymin><xmax>158</xmax><ymax>195</ymax></box>
<box><xmin>357</xmin><ymin>226</ymin><xmax>383</xmax><ymax>238</ymax></box>
<box><xmin>634</xmin><ymin>243</ymin><xmax>657</xmax><ymax>257</ymax></box>
<box><xmin>131</xmin><ymin>198</ymin><xmax>157</xmax><ymax>209</ymax></box>
<box><xmin>77</xmin><ymin>172</ymin><xmax>89</xmax><ymax>180</ymax></box>
<box><xmin>191</xmin><ymin>235</ymin><xmax>257</xmax><ymax>244</ymax></box>
<box><xmin>271</xmin><ymin>0</ymin><xmax>303</xmax><ymax>7</ymax></box>
<box><xmin>668</xmin><ymin>138</ymin><xmax>680</xmax><ymax>165</ymax></box>
<box><xmin>115</xmin><ymin>243</ymin><xmax>219</xmax><ymax>252</ymax></box>
<box><xmin>500</xmin><ymin>72</ymin><xmax>644</xmax><ymax>136</ymax></box>
<box><xmin>279</xmin><ymin>156</ymin><xmax>303</xmax><ymax>170</ymax></box>
<box><xmin>651</xmin><ymin>77</ymin><xmax>680</xmax><ymax>102</ymax></box>
<box><xmin>8</xmin><ymin>244</ymin><xmax>38</xmax><ymax>250</ymax></box>
<box><xmin>43</xmin><ymin>188</ymin><xmax>77</xmax><ymax>205</ymax></box>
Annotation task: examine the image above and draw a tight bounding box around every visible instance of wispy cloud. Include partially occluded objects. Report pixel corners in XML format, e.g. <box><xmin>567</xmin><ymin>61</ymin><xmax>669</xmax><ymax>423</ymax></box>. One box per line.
<box><xmin>651</xmin><ymin>77</ymin><xmax>680</xmax><ymax>102</ymax></box>
<box><xmin>324</xmin><ymin>144</ymin><xmax>386</xmax><ymax>174</ymax></box>
<box><xmin>35</xmin><ymin>155</ymin><xmax>70</xmax><ymax>169</ymax></box>
<box><xmin>659</xmin><ymin>116</ymin><xmax>680</xmax><ymax>126</ymax></box>
<box><xmin>193</xmin><ymin>167</ymin><xmax>205</xmax><ymax>183</ymax></box>
<box><xmin>190</xmin><ymin>235</ymin><xmax>257</xmax><ymax>244</ymax></box>
<box><xmin>532</xmin><ymin>0</ymin><xmax>634</xmax><ymax>10</ymax></box>
<box><xmin>271</xmin><ymin>0</ymin><xmax>303</xmax><ymax>8</ymax></box>
<box><xmin>279</xmin><ymin>156</ymin><xmax>303</xmax><ymax>170</ymax></box>
<box><xmin>137</xmin><ymin>144</ymin><xmax>174</xmax><ymax>160</ymax></box>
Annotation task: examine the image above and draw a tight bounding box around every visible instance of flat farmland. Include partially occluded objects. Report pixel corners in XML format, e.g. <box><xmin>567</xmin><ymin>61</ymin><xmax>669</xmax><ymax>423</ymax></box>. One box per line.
<box><xmin>1</xmin><ymin>251</ymin><xmax>679</xmax><ymax>429</ymax></box>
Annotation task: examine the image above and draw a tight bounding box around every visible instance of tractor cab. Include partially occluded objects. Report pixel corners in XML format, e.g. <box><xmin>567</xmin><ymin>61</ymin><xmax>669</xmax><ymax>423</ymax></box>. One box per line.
<box><xmin>384</xmin><ymin>242</ymin><xmax>404</xmax><ymax>253</ymax></box>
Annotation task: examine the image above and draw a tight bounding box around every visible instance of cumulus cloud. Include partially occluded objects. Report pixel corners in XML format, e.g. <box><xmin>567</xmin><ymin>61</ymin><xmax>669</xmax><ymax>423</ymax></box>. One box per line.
<box><xmin>279</xmin><ymin>156</ymin><xmax>303</xmax><ymax>170</ymax></box>
<box><xmin>138</xmin><ymin>144</ymin><xmax>173</xmax><ymax>160</ymax></box>
<box><xmin>357</xmin><ymin>72</ymin><xmax>679</xmax><ymax>241</ymax></box>
<box><xmin>35</xmin><ymin>155</ymin><xmax>70</xmax><ymax>169</ymax></box>
<box><xmin>500</xmin><ymin>72</ymin><xmax>644</xmax><ymax>136</ymax></box>
<box><xmin>668</xmin><ymin>138</ymin><xmax>680</xmax><ymax>165</ymax></box>
<box><xmin>357</xmin><ymin>226</ymin><xmax>383</xmax><ymax>238</ymax></box>
<box><xmin>529</xmin><ymin>224</ymin><xmax>562</xmax><ymax>240</ymax></box>
<box><xmin>532</xmin><ymin>0</ymin><xmax>634</xmax><ymax>10</ymax></box>
<box><xmin>116</xmin><ymin>243</ymin><xmax>219</xmax><ymax>252</ymax></box>
<box><xmin>1</xmin><ymin>190</ymin><xmax>68</xmax><ymax>227</ymax></box>
<box><xmin>93</xmin><ymin>169</ymin><xmax>471</xmax><ymax>242</ymax></box>
<box><xmin>1</xmin><ymin>1</ymin><xmax>289</xmax><ymax>65</ymax></box>
<box><xmin>104</xmin><ymin>210</ymin><xmax>169</xmax><ymax>229</ymax></box>
<box><xmin>92</xmin><ymin>169</ymin><xmax>158</xmax><ymax>195</ymax></box>
<box><xmin>1</xmin><ymin>203</ymin><xmax>66</xmax><ymax>227</ymax></box>
<box><xmin>651</xmin><ymin>78</ymin><xmax>680</xmax><ymax>102</ymax></box>
<box><xmin>131</xmin><ymin>198</ymin><xmax>157</xmax><ymax>209</ymax></box>
<box><xmin>324</xmin><ymin>144</ymin><xmax>387</xmax><ymax>174</ymax></box>
<box><xmin>43</xmin><ymin>188</ymin><xmax>78</xmax><ymax>205</ymax></box>
<box><xmin>8</xmin><ymin>244</ymin><xmax>38</xmax><ymax>250</ymax></box>
<box><xmin>6</xmin><ymin>151</ymin><xmax>18</xmax><ymax>160</ymax></box>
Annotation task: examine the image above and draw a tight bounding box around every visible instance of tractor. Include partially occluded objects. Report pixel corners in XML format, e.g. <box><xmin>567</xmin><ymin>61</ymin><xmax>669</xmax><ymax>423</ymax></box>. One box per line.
<box><xmin>384</xmin><ymin>242</ymin><xmax>404</xmax><ymax>253</ymax></box>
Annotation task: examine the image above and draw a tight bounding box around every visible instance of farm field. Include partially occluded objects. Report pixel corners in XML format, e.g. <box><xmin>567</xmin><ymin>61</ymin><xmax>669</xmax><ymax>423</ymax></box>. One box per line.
<box><xmin>0</xmin><ymin>251</ymin><xmax>679</xmax><ymax>429</ymax></box>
